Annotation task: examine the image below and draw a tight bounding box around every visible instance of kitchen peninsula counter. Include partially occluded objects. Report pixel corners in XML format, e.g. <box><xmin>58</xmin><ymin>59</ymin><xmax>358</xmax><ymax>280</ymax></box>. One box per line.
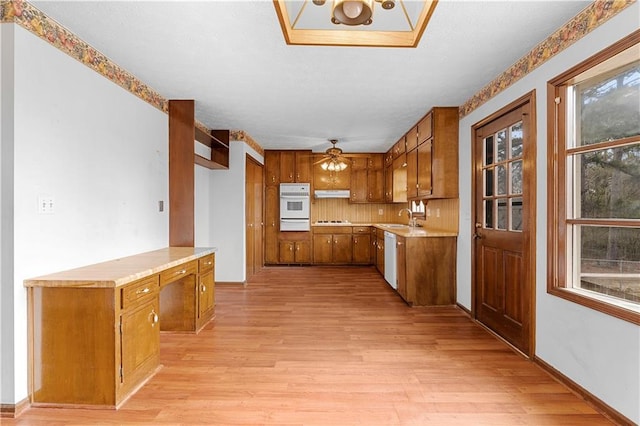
<box><xmin>24</xmin><ymin>246</ymin><xmax>217</xmax><ymax>409</ymax></box>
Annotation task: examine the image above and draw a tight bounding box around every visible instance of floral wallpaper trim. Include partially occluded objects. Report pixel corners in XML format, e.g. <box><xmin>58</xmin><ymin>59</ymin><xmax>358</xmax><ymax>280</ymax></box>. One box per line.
<box><xmin>1</xmin><ymin>0</ymin><xmax>168</xmax><ymax>113</ymax></box>
<box><xmin>230</xmin><ymin>130</ymin><xmax>265</xmax><ymax>156</ymax></box>
<box><xmin>459</xmin><ymin>0</ymin><xmax>636</xmax><ymax>118</ymax></box>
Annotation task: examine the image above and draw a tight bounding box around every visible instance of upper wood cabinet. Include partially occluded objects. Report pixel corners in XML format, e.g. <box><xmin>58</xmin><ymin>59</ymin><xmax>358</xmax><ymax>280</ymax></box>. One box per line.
<box><xmin>266</xmin><ymin>150</ymin><xmax>312</xmax><ymax>185</ymax></box>
<box><xmin>405</xmin><ymin>107</ymin><xmax>459</xmax><ymax>200</ymax></box>
<box><xmin>349</xmin><ymin>154</ymin><xmax>384</xmax><ymax>203</ymax></box>
<box><xmin>406</xmin><ymin>125</ymin><xmax>419</xmax><ymax>152</ymax></box>
<box><xmin>392</xmin><ymin>136</ymin><xmax>406</xmax><ymax>159</ymax></box>
<box><xmin>313</xmin><ymin>154</ymin><xmax>351</xmax><ymax>190</ymax></box>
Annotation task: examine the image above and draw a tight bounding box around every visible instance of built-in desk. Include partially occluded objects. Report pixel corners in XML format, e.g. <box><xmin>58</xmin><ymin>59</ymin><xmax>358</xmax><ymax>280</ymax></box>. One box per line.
<box><xmin>24</xmin><ymin>247</ymin><xmax>216</xmax><ymax>409</ymax></box>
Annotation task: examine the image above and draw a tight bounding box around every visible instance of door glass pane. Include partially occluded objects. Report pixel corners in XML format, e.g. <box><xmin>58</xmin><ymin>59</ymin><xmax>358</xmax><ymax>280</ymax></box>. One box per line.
<box><xmin>510</xmin><ymin>160</ymin><xmax>523</xmax><ymax>195</ymax></box>
<box><xmin>484</xmin><ymin>136</ymin><xmax>494</xmax><ymax>166</ymax></box>
<box><xmin>497</xmin><ymin>129</ymin><xmax>507</xmax><ymax>162</ymax></box>
<box><xmin>485</xmin><ymin>200</ymin><xmax>493</xmax><ymax>229</ymax></box>
<box><xmin>496</xmin><ymin>165</ymin><xmax>506</xmax><ymax>195</ymax></box>
<box><xmin>511</xmin><ymin>197</ymin><xmax>523</xmax><ymax>231</ymax></box>
<box><xmin>497</xmin><ymin>199</ymin><xmax>507</xmax><ymax>230</ymax></box>
<box><xmin>578</xmin><ymin>225</ymin><xmax>640</xmax><ymax>303</ymax></box>
<box><xmin>485</xmin><ymin>168</ymin><xmax>494</xmax><ymax>196</ymax></box>
<box><xmin>511</xmin><ymin>121</ymin><xmax>523</xmax><ymax>159</ymax></box>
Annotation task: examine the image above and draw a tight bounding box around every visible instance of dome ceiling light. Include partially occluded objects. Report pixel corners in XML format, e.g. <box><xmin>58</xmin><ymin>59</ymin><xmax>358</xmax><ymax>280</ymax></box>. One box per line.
<box><xmin>273</xmin><ymin>0</ymin><xmax>438</xmax><ymax>48</ymax></box>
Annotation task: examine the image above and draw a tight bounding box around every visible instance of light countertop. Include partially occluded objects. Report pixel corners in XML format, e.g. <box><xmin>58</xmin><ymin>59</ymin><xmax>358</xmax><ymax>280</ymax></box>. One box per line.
<box><xmin>312</xmin><ymin>222</ymin><xmax>457</xmax><ymax>238</ymax></box>
<box><xmin>24</xmin><ymin>247</ymin><xmax>217</xmax><ymax>289</ymax></box>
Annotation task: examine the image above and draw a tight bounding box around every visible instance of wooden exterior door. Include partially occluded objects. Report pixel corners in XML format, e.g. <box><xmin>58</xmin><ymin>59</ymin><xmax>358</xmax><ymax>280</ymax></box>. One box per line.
<box><xmin>245</xmin><ymin>156</ymin><xmax>264</xmax><ymax>280</ymax></box>
<box><xmin>472</xmin><ymin>93</ymin><xmax>536</xmax><ymax>357</ymax></box>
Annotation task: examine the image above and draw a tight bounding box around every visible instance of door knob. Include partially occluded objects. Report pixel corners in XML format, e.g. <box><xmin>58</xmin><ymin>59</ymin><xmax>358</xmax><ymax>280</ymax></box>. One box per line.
<box><xmin>474</xmin><ymin>233</ymin><xmax>482</xmax><ymax>240</ymax></box>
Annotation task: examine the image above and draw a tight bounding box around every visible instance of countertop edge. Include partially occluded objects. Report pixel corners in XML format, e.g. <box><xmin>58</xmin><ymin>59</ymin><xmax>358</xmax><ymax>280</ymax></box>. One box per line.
<box><xmin>24</xmin><ymin>247</ymin><xmax>218</xmax><ymax>289</ymax></box>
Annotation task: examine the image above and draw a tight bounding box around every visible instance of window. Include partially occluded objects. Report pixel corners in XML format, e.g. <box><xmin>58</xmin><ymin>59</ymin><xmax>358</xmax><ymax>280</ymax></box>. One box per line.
<box><xmin>548</xmin><ymin>31</ymin><xmax>640</xmax><ymax>324</ymax></box>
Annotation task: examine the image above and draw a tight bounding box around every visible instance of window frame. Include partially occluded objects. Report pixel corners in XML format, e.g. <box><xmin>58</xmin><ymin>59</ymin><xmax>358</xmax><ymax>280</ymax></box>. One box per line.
<box><xmin>547</xmin><ymin>30</ymin><xmax>640</xmax><ymax>325</ymax></box>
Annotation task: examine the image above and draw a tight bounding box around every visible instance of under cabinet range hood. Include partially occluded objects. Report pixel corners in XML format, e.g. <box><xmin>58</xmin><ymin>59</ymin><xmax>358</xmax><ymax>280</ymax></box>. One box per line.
<box><xmin>314</xmin><ymin>190</ymin><xmax>351</xmax><ymax>199</ymax></box>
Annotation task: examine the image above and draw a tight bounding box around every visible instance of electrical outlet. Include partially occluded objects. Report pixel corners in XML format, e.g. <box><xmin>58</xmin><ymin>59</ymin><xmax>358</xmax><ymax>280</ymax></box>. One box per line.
<box><xmin>378</xmin><ymin>208</ymin><xmax>383</xmax><ymax>215</ymax></box>
<box><xmin>436</xmin><ymin>208</ymin><xmax>440</xmax><ymax>218</ymax></box>
<box><xmin>158</xmin><ymin>200</ymin><xmax>164</xmax><ymax>212</ymax></box>
<box><xmin>38</xmin><ymin>196</ymin><xmax>55</xmax><ymax>214</ymax></box>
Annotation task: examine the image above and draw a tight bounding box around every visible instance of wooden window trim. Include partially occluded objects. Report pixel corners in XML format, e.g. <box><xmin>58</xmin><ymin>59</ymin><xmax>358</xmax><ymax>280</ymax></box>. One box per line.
<box><xmin>546</xmin><ymin>30</ymin><xmax>640</xmax><ymax>325</ymax></box>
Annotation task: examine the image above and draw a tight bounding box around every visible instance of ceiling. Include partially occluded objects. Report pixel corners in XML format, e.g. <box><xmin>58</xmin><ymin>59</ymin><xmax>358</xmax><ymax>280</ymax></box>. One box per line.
<box><xmin>30</xmin><ymin>0</ymin><xmax>591</xmax><ymax>153</ymax></box>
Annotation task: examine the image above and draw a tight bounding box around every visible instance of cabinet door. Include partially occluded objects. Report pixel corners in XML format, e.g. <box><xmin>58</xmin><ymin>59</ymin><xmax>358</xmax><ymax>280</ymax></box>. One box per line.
<box><xmin>417</xmin><ymin>140</ymin><xmax>433</xmax><ymax>198</ymax></box>
<box><xmin>396</xmin><ymin>237</ymin><xmax>407</xmax><ymax>301</ymax></box>
<box><xmin>376</xmin><ymin>237</ymin><xmax>385</xmax><ymax>274</ymax></box>
<box><xmin>406</xmin><ymin>148</ymin><xmax>418</xmax><ymax>199</ymax></box>
<box><xmin>332</xmin><ymin>234</ymin><xmax>353</xmax><ymax>264</ymax></box>
<box><xmin>295</xmin><ymin>151</ymin><xmax>312</xmax><ymax>183</ymax></box>
<box><xmin>313</xmin><ymin>234</ymin><xmax>333</xmax><ymax>264</ymax></box>
<box><xmin>352</xmin><ymin>234</ymin><xmax>371</xmax><ymax>264</ymax></box>
<box><xmin>367</xmin><ymin>168</ymin><xmax>384</xmax><ymax>202</ymax></box>
<box><xmin>121</xmin><ymin>298</ymin><xmax>160</xmax><ymax>391</ymax></box>
<box><xmin>279</xmin><ymin>241</ymin><xmax>295</xmax><ymax>263</ymax></box>
<box><xmin>350</xmin><ymin>171</ymin><xmax>368</xmax><ymax>203</ymax></box>
<box><xmin>385</xmin><ymin>165</ymin><xmax>393</xmax><ymax>203</ymax></box>
<box><xmin>198</xmin><ymin>269</ymin><xmax>215</xmax><ymax>318</ymax></box>
<box><xmin>295</xmin><ymin>241</ymin><xmax>311</xmax><ymax>263</ymax></box>
<box><xmin>313</xmin><ymin>157</ymin><xmax>351</xmax><ymax>190</ymax></box>
<box><xmin>280</xmin><ymin>151</ymin><xmax>296</xmax><ymax>183</ymax></box>
<box><xmin>417</xmin><ymin>112</ymin><xmax>432</xmax><ymax>144</ymax></box>
<box><xmin>264</xmin><ymin>186</ymin><xmax>279</xmax><ymax>264</ymax></box>
<box><xmin>406</xmin><ymin>126</ymin><xmax>418</xmax><ymax>152</ymax></box>
<box><xmin>264</xmin><ymin>151</ymin><xmax>280</xmax><ymax>187</ymax></box>
<box><xmin>371</xmin><ymin>233</ymin><xmax>378</xmax><ymax>265</ymax></box>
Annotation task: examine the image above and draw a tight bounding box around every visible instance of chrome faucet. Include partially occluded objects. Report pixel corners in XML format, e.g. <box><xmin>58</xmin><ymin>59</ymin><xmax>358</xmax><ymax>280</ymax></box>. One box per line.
<box><xmin>399</xmin><ymin>208</ymin><xmax>415</xmax><ymax>227</ymax></box>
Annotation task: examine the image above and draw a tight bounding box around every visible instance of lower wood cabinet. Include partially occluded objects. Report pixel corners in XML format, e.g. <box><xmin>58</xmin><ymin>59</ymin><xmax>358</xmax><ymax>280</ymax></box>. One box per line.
<box><xmin>375</xmin><ymin>228</ymin><xmax>385</xmax><ymax>275</ymax></box>
<box><xmin>25</xmin><ymin>248</ymin><xmax>216</xmax><ymax>409</ymax></box>
<box><xmin>313</xmin><ymin>227</ymin><xmax>353</xmax><ymax>264</ymax></box>
<box><xmin>395</xmin><ymin>236</ymin><xmax>456</xmax><ymax>306</ymax></box>
<box><xmin>279</xmin><ymin>240</ymin><xmax>311</xmax><ymax>264</ymax></box>
<box><xmin>352</xmin><ymin>226</ymin><xmax>371</xmax><ymax>264</ymax></box>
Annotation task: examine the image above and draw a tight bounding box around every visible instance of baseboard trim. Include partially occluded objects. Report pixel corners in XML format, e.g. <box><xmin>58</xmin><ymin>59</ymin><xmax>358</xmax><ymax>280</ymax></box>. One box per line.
<box><xmin>455</xmin><ymin>302</ymin><xmax>472</xmax><ymax>316</ymax></box>
<box><xmin>216</xmin><ymin>281</ymin><xmax>246</xmax><ymax>286</ymax></box>
<box><xmin>0</xmin><ymin>397</ymin><xmax>30</xmax><ymax>418</ymax></box>
<box><xmin>534</xmin><ymin>356</ymin><xmax>635</xmax><ymax>426</ymax></box>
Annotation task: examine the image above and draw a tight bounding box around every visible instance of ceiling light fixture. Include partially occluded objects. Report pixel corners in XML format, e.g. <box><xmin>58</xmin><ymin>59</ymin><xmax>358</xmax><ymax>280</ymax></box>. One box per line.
<box><xmin>318</xmin><ymin>139</ymin><xmax>349</xmax><ymax>172</ymax></box>
<box><xmin>273</xmin><ymin>0</ymin><xmax>438</xmax><ymax>48</ymax></box>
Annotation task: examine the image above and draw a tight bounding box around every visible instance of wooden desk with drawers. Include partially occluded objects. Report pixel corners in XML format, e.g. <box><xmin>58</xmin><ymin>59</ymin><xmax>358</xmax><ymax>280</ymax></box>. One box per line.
<box><xmin>24</xmin><ymin>247</ymin><xmax>216</xmax><ymax>409</ymax></box>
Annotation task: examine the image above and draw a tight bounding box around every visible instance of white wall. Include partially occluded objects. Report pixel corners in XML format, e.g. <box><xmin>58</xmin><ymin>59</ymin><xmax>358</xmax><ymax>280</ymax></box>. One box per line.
<box><xmin>211</xmin><ymin>141</ymin><xmax>262</xmax><ymax>283</ymax></box>
<box><xmin>457</xmin><ymin>5</ymin><xmax>639</xmax><ymax>423</ymax></box>
<box><xmin>1</xmin><ymin>25</ymin><xmax>169</xmax><ymax>405</ymax></box>
<box><xmin>0</xmin><ymin>23</ymin><xmax>16</xmax><ymax>406</ymax></box>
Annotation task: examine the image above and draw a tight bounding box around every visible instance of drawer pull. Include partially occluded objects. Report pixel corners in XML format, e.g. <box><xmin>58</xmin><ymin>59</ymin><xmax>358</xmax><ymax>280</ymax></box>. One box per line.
<box><xmin>205</xmin><ymin>261</ymin><xmax>212</xmax><ymax>265</ymax></box>
<box><xmin>179</xmin><ymin>269</ymin><xmax>187</xmax><ymax>274</ymax></box>
<box><xmin>136</xmin><ymin>287</ymin><xmax>151</xmax><ymax>295</ymax></box>
<box><xmin>201</xmin><ymin>284</ymin><xmax>206</xmax><ymax>293</ymax></box>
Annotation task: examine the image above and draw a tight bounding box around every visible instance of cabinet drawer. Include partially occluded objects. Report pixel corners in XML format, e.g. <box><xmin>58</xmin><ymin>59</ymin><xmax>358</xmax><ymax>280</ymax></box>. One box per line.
<box><xmin>122</xmin><ymin>275</ymin><xmax>159</xmax><ymax>310</ymax></box>
<box><xmin>353</xmin><ymin>226</ymin><xmax>370</xmax><ymax>234</ymax></box>
<box><xmin>160</xmin><ymin>261</ymin><xmax>198</xmax><ymax>286</ymax></box>
<box><xmin>198</xmin><ymin>254</ymin><xmax>215</xmax><ymax>273</ymax></box>
<box><xmin>314</xmin><ymin>226</ymin><xmax>351</xmax><ymax>234</ymax></box>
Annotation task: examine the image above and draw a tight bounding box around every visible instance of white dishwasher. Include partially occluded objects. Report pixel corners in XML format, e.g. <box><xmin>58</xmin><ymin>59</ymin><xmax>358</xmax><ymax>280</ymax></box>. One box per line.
<box><xmin>384</xmin><ymin>231</ymin><xmax>397</xmax><ymax>290</ymax></box>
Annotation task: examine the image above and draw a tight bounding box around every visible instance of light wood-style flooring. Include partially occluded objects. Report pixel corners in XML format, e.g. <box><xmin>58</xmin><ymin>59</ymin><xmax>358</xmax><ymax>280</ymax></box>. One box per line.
<box><xmin>9</xmin><ymin>266</ymin><xmax>613</xmax><ymax>425</ymax></box>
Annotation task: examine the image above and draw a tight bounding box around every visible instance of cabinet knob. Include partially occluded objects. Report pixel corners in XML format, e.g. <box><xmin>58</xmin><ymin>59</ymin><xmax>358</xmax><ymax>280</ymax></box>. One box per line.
<box><xmin>290</xmin><ymin>245</ymin><xmax>293</xmax><ymax>251</ymax></box>
<box><xmin>150</xmin><ymin>309</ymin><xmax>159</xmax><ymax>326</ymax></box>
<box><xmin>201</xmin><ymin>284</ymin><xmax>207</xmax><ymax>292</ymax></box>
<box><xmin>272</xmin><ymin>176</ymin><xmax>275</xmax><ymax>182</ymax></box>
<box><xmin>179</xmin><ymin>269</ymin><xmax>187</xmax><ymax>274</ymax></box>
<box><xmin>354</xmin><ymin>238</ymin><xmax>358</xmax><ymax>244</ymax></box>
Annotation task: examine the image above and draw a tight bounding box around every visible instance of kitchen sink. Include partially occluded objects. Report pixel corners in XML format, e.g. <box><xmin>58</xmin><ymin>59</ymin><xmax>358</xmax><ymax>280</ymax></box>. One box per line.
<box><xmin>379</xmin><ymin>224</ymin><xmax>409</xmax><ymax>228</ymax></box>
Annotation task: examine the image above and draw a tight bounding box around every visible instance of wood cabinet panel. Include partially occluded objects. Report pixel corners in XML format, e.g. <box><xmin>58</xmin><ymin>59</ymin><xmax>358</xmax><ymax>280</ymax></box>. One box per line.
<box><xmin>332</xmin><ymin>234</ymin><xmax>353</xmax><ymax>264</ymax></box>
<box><xmin>198</xmin><ymin>269</ymin><xmax>215</xmax><ymax>319</ymax></box>
<box><xmin>395</xmin><ymin>237</ymin><xmax>456</xmax><ymax>306</ymax></box>
<box><xmin>406</xmin><ymin>148</ymin><xmax>418</xmax><ymax>199</ymax></box>
<box><xmin>376</xmin><ymin>235</ymin><xmax>385</xmax><ymax>275</ymax></box>
<box><xmin>313</xmin><ymin>234</ymin><xmax>333</xmax><ymax>264</ymax></box>
<box><xmin>417</xmin><ymin>141</ymin><xmax>433</xmax><ymax>198</ymax></box>
<box><xmin>352</xmin><ymin>234</ymin><xmax>371</xmax><ymax>264</ymax></box>
<box><xmin>406</xmin><ymin>126</ymin><xmax>418</xmax><ymax>152</ymax></box>
<box><xmin>264</xmin><ymin>185</ymin><xmax>279</xmax><ymax>264</ymax></box>
<box><xmin>417</xmin><ymin>111</ymin><xmax>432</xmax><ymax>144</ymax></box>
<box><xmin>295</xmin><ymin>151</ymin><xmax>312</xmax><ymax>183</ymax></box>
<box><xmin>160</xmin><ymin>261</ymin><xmax>198</xmax><ymax>287</ymax></box>
<box><xmin>121</xmin><ymin>298</ymin><xmax>160</xmax><ymax>394</ymax></box>
<box><xmin>264</xmin><ymin>150</ymin><xmax>280</xmax><ymax>187</ymax></box>
<box><xmin>122</xmin><ymin>275</ymin><xmax>158</xmax><ymax>309</ymax></box>
<box><xmin>430</xmin><ymin>107</ymin><xmax>459</xmax><ymax>198</ymax></box>
<box><xmin>385</xmin><ymin>164</ymin><xmax>393</xmax><ymax>203</ymax></box>
<box><xmin>313</xmin><ymin>154</ymin><xmax>350</xmax><ymax>190</ymax></box>
<box><xmin>279</xmin><ymin>151</ymin><xmax>296</xmax><ymax>183</ymax></box>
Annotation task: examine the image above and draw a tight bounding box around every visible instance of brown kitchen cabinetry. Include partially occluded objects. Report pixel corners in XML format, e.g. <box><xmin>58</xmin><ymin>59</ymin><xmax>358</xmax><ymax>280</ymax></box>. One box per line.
<box><xmin>266</xmin><ymin>150</ymin><xmax>312</xmax><ymax>185</ymax></box>
<box><xmin>313</xmin><ymin>154</ymin><xmax>351</xmax><ymax>190</ymax></box>
<box><xmin>264</xmin><ymin>185</ymin><xmax>279</xmax><ymax>264</ymax></box>
<box><xmin>370</xmin><ymin>227</ymin><xmax>378</xmax><ymax>265</ymax></box>
<box><xmin>406</xmin><ymin>125</ymin><xmax>418</xmax><ymax>152</ymax></box>
<box><xmin>352</xmin><ymin>226</ymin><xmax>372</xmax><ymax>264</ymax></box>
<box><xmin>375</xmin><ymin>228</ymin><xmax>385</xmax><ymax>275</ymax></box>
<box><xmin>25</xmin><ymin>248</ymin><xmax>215</xmax><ymax>409</ymax></box>
<box><xmin>279</xmin><ymin>239</ymin><xmax>311</xmax><ymax>264</ymax></box>
<box><xmin>350</xmin><ymin>154</ymin><xmax>384</xmax><ymax>203</ymax></box>
<box><xmin>395</xmin><ymin>236</ymin><xmax>456</xmax><ymax>306</ymax></box>
<box><xmin>405</xmin><ymin>107</ymin><xmax>459</xmax><ymax>200</ymax></box>
<box><xmin>313</xmin><ymin>227</ymin><xmax>353</xmax><ymax>264</ymax></box>
<box><xmin>385</xmin><ymin>163</ymin><xmax>393</xmax><ymax>203</ymax></box>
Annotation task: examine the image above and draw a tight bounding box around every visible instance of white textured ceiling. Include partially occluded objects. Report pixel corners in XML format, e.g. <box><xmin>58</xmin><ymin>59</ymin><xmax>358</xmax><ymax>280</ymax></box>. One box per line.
<box><xmin>31</xmin><ymin>0</ymin><xmax>591</xmax><ymax>153</ymax></box>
